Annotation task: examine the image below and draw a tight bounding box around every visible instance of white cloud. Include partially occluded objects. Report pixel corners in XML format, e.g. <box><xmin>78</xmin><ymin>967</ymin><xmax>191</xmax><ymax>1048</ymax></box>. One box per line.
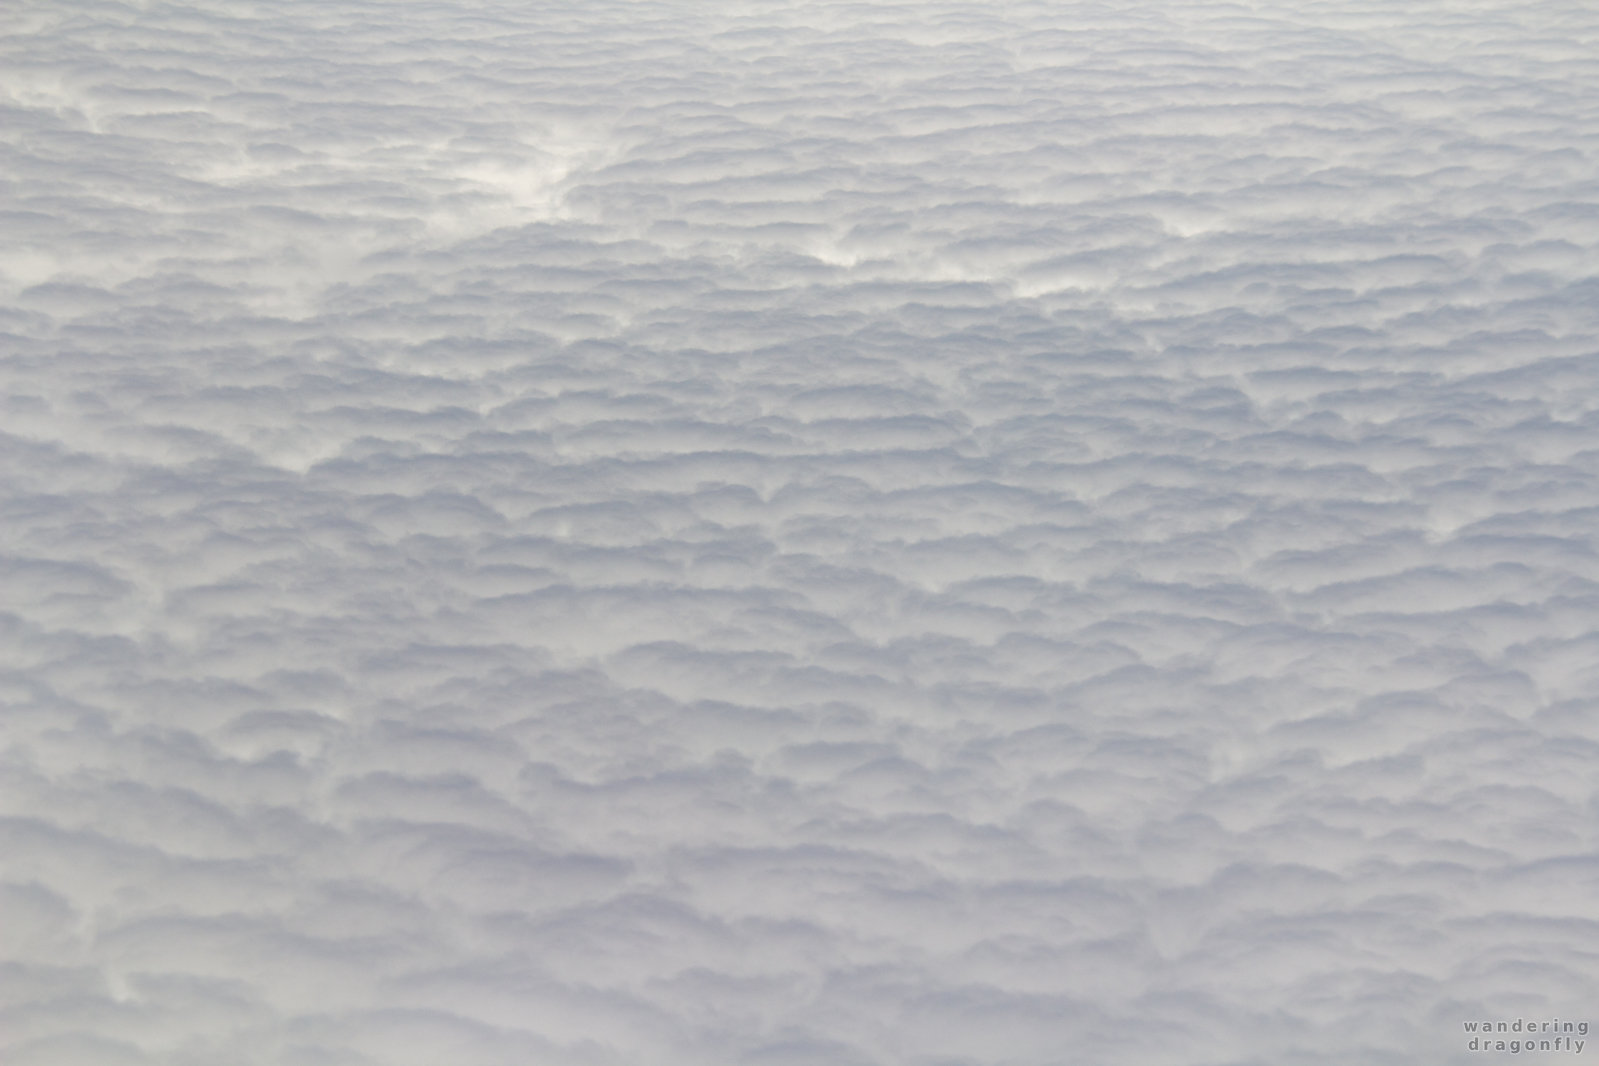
<box><xmin>3</xmin><ymin>0</ymin><xmax>1599</xmax><ymax>1063</ymax></box>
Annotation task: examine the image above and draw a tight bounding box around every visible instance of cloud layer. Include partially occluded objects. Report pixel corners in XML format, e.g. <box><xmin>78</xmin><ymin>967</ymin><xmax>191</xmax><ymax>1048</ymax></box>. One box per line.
<box><xmin>3</xmin><ymin>1</ymin><xmax>1599</xmax><ymax>1063</ymax></box>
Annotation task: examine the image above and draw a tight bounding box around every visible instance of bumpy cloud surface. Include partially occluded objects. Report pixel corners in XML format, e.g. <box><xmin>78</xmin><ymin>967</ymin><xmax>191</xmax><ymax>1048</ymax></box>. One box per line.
<box><xmin>3</xmin><ymin>1</ymin><xmax>1598</xmax><ymax>1063</ymax></box>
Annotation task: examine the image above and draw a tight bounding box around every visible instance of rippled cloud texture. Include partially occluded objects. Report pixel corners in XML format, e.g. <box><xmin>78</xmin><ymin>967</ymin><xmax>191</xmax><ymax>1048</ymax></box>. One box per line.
<box><xmin>4</xmin><ymin>1</ymin><xmax>1599</xmax><ymax>1063</ymax></box>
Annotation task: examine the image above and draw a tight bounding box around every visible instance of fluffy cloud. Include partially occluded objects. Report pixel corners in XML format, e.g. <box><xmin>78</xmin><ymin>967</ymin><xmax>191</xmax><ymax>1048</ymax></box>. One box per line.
<box><xmin>3</xmin><ymin>0</ymin><xmax>1598</xmax><ymax>1063</ymax></box>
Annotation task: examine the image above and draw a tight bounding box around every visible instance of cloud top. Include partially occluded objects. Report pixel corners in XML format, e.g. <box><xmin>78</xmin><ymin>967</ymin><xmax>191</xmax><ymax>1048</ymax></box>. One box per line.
<box><xmin>3</xmin><ymin>1</ymin><xmax>1598</xmax><ymax>1064</ymax></box>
